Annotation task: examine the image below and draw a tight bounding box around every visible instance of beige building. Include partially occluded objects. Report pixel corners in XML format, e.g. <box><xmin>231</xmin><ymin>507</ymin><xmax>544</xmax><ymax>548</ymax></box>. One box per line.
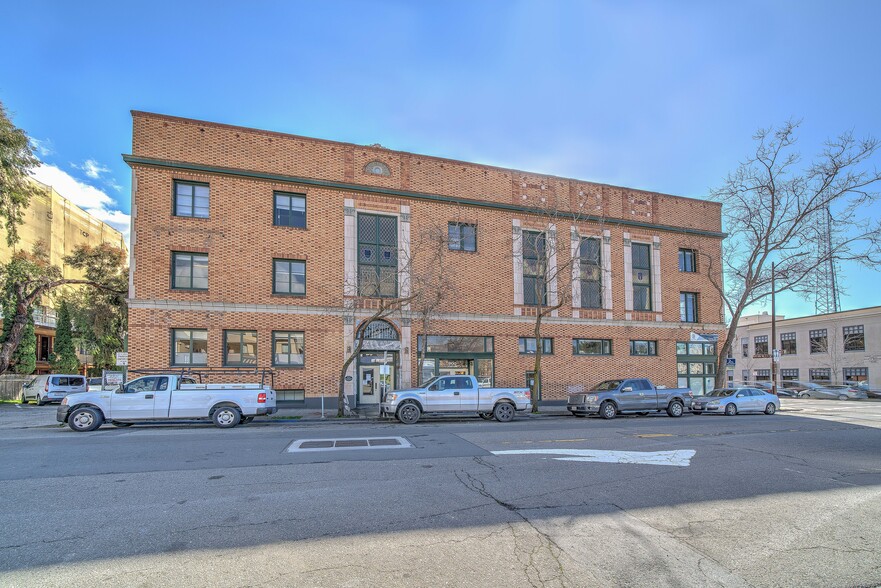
<box><xmin>730</xmin><ymin>306</ymin><xmax>881</xmax><ymax>386</ymax></box>
<box><xmin>1</xmin><ymin>179</ymin><xmax>127</xmax><ymax>373</ymax></box>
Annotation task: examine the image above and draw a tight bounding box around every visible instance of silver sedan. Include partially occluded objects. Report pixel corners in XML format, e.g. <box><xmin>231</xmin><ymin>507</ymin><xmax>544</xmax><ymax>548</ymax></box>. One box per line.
<box><xmin>691</xmin><ymin>387</ymin><xmax>780</xmax><ymax>416</ymax></box>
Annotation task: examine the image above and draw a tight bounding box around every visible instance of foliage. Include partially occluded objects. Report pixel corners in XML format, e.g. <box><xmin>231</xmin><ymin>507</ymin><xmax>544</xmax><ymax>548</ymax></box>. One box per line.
<box><xmin>11</xmin><ymin>312</ymin><xmax>35</xmax><ymax>374</ymax></box>
<box><xmin>51</xmin><ymin>300</ymin><xmax>79</xmax><ymax>373</ymax></box>
<box><xmin>0</xmin><ymin>100</ymin><xmax>45</xmax><ymax>247</ymax></box>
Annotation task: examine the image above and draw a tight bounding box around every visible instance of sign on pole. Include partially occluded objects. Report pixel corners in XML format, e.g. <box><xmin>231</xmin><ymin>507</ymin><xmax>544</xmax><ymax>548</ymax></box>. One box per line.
<box><xmin>725</xmin><ymin>358</ymin><xmax>736</xmax><ymax>367</ymax></box>
<box><xmin>772</xmin><ymin>349</ymin><xmax>780</xmax><ymax>363</ymax></box>
<box><xmin>115</xmin><ymin>352</ymin><xmax>129</xmax><ymax>366</ymax></box>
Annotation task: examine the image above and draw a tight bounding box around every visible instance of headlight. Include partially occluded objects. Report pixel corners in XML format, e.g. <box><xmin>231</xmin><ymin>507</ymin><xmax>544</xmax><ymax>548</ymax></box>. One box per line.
<box><xmin>386</xmin><ymin>393</ymin><xmax>398</xmax><ymax>402</ymax></box>
<box><xmin>586</xmin><ymin>394</ymin><xmax>598</xmax><ymax>402</ymax></box>
<box><xmin>61</xmin><ymin>397</ymin><xmax>69</xmax><ymax>406</ymax></box>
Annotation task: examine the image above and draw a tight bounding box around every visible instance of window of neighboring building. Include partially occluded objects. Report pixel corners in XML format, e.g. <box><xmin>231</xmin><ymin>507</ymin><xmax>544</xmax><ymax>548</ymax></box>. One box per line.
<box><xmin>844</xmin><ymin>367</ymin><xmax>868</xmax><ymax>382</ymax></box>
<box><xmin>680</xmin><ymin>292</ymin><xmax>699</xmax><ymax>323</ymax></box>
<box><xmin>573</xmin><ymin>338</ymin><xmax>612</xmax><ymax>356</ymax></box>
<box><xmin>580</xmin><ymin>237</ymin><xmax>602</xmax><ymax>309</ymax></box>
<box><xmin>358</xmin><ymin>213</ymin><xmax>398</xmax><ymax>297</ymax></box>
<box><xmin>781</xmin><ymin>332</ymin><xmax>797</xmax><ymax>355</ymax></box>
<box><xmin>810</xmin><ymin>329</ymin><xmax>828</xmax><ymax>354</ymax></box>
<box><xmin>273</xmin><ymin>259</ymin><xmax>306</xmax><ymax>296</ymax></box>
<box><xmin>843</xmin><ymin>325</ymin><xmax>865</xmax><ymax>352</ymax></box>
<box><xmin>272</xmin><ymin>331</ymin><xmax>305</xmax><ymax>367</ymax></box>
<box><xmin>523</xmin><ymin>230</ymin><xmax>547</xmax><ymax>306</ymax></box>
<box><xmin>742</xmin><ymin>369</ymin><xmax>750</xmax><ymax>383</ymax></box>
<box><xmin>741</xmin><ymin>337</ymin><xmax>749</xmax><ymax>358</ymax></box>
<box><xmin>754</xmin><ymin>335</ymin><xmax>769</xmax><ymax>356</ymax></box>
<box><xmin>809</xmin><ymin>368</ymin><xmax>831</xmax><ymax>382</ymax></box>
<box><xmin>630</xmin><ymin>340</ymin><xmax>658</xmax><ymax>356</ymax></box>
<box><xmin>274</xmin><ymin>192</ymin><xmax>306</xmax><ymax>228</ymax></box>
<box><xmin>678</xmin><ymin>248</ymin><xmax>697</xmax><ymax>272</ymax></box>
<box><xmin>448</xmin><ymin>222</ymin><xmax>476</xmax><ymax>252</ymax></box>
<box><xmin>781</xmin><ymin>368</ymin><xmax>799</xmax><ymax>381</ymax></box>
<box><xmin>171</xmin><ymin>252</ymin><xmax>208</xmax><ymax>290</ymax></box>
<box><xmin>224</xmin><ymin>330</ymin><xmax>257</xmax><ymax>366</ymax></box>
<box><xmin>631</xmin><ymin>243</ymin><xmax>652</xmax><ymax>311</ymax></box>
<box><xmin>277</xmin><ymin>389</ymin><xmax>306</xmax><ymax>404</ymax></box>
<box><xmin>173</xmin><ymin>181</ymin><xmax>209</xmax><ymax>218</ymax></box>
<box><xmin>518</xmin><ymin>337</ymin><xmax>553</xmax><ymax>355</ymax></box>
<box><xmin>755</xmin><ymin>369</ymin><xmax>771</xmax><ymax>382</ymax></box>
<box><xmin>172</xmin><ymin>329</ymin><xmax>208</xmax><ymax>366</ymax></box>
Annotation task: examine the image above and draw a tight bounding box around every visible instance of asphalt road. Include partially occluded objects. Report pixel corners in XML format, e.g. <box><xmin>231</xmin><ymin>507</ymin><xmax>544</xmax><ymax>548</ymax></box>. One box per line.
<box><xmin>1</xmin><ymin>401</ymin><xmax>880</xmax><ymax>587</ymax></box>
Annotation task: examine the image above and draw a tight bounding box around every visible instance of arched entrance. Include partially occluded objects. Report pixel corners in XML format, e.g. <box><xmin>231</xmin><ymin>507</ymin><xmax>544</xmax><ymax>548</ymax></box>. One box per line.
<box><xmin>356</xmin><ymin>319</ymin><xmax>400</xmax><ymax>405</ymax></box>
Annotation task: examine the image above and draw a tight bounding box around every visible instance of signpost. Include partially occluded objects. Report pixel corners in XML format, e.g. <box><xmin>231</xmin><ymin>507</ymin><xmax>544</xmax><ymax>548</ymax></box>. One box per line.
<box><xmin>725</xmin><ymin>358</ymin><xmax>736</xmax><ymax>367</ymax></box>
<box><xmin>115</xmin><ymin>352</ymin><xmax>128</xmax><ymax>366</ymax></box>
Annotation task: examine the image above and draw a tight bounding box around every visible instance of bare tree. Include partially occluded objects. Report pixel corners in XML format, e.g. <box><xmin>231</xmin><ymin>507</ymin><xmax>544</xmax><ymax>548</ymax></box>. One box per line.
<box><xmin>704</xmin><ymin>121</ymin><xmax>881</xmax><ymax>387</ymax></box>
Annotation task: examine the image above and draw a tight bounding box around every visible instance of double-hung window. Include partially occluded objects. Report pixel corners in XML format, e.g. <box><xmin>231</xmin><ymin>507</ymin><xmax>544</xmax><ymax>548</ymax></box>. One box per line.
<box><xmin>273</xmin><ymin>331</ymin><xmax>305</xmax><ymax>367</ymax></box>
<box><xmin>274</xmin><ymin>192</ymin><xmax>306</xmax><ymax>228</ymax></box>
<box><xmin>174</xmin><ymin>181</ymin><xmax>209</xmax><ymax>218</ymax></box>
<box><xmin>809</xmin><ymin>368</ymin><xmax>831</xmax><ymax>382</ymax></box>
<box><xmin>843</xmin><ymin>325</ymin><xmax>865</xmax><ymax>352</ymax></box>
<box><xmin>172</xmin><ymin>252</ymin><xmax>208</xmax><ymax>290</ymax></box>
<box><xmin>448</xmin><ymin>222</ymin><xmax>476</xmax><ymax>252</ymax></box>
<box><xmin>224</xmin><ymin>330</ymin><xmax>257</xmax><ymax>366</ymax></box>
<box><xmin>680</xmin><ymin>292</ymin><xmax>699</xmax><ymax>322</ymax></box>
<box><xmin>781</xmin><ymin>332</ymin><xmax>797</xmax><ymax>355</ymax></box>
<box><xmin>518</xmin><ymin>337</ymin><xmax>553</xmax><ymax>355</ymax></box>
<box><xmin>358</xmin><ymin>214</ymin><xmax>398</xmax><ymax>297</ymax></box>
<box><xmin>678</xmin><ymin>248</ymin><xmax>697</xmax><ymax>272</ymax></box>
<box><xmin>273</xmin><ymin>259</ymin><xmax>306</xmax><ymax>296</ymax></box>
<box><xmin>754</xmin><ymin>335</ymin><xmax>769</xmax><ymax>356</ymax></box>
<box><xmin>580</xmin><ymin>237</ymin><xmax>602</xmax><ymax>309</ymax></box>
<box><xmin>632</xmin><ymin>243</ymin><xmax>652</xmax><ymax>311</ymax></box>
<box><xmin>741</xmin><ymin>337</ymin><xmax>749</xmax><ymax>358</ymax></box>
<box><xmin>522</xmin><ymin>231</ymin><xmax>547</xmax><ymax>306</ymax></box>
<box><xmin>172</xmin><ymin>329</ymin><xmax>208</xmax><ymax>366</ymax></box>
<box><xmin>573</xmin><ymin>338</ymin><xmax>612</xmax><ymax>356</ymax></box>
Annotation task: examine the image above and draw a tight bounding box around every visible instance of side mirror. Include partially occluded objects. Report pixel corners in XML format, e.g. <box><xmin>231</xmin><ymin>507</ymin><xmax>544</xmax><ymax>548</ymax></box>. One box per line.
<box><xmin>115</xmin><ymin>385</ymin><xmax>125</xmax><ymax>394</ymax></box>
<box><xmin>622</xmin><ymin>386</ymin><xmax>633</xmax><ymax>393</ymax></box>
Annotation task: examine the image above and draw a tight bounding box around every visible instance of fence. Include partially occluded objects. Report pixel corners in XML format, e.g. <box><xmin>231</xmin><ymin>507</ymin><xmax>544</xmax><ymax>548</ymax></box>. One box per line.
<box><xmin>0</xmin><ymin>376</ymin><xmax>32</xmax><ymax>401</ymax></box>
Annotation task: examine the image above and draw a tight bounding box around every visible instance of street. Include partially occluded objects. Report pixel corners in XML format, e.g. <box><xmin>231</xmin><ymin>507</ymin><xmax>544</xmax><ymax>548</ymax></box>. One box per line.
<box><xmin>1</xmin><ymin>401</ymin><xmax>880</xmax><ymax>587</ymax></box>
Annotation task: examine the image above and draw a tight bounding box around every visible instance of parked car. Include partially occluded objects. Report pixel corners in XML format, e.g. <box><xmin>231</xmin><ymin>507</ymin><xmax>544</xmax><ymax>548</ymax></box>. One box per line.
<box><xmin>692</xmin><ymin>387</ymin><xmax>779</xmax><ymax>416</ymax></box>
<box><xmin>852</xmin><ymin>381</ymin><xmax>881</xmax><ymax>399</ymax></box>
<box><xmin>797</xmin><ymin>383</ymin><xmax>867</xmax><ymax>401</ymax></box>
<box><xmin>778</xmin><ymin>381</ymin><xmax>810</xmax><ymax>397</ymax></box>
<box><xmin>57</xmin><ymin>374</ymin><xmax>277</xmax><ymax>431</ymax></box>
<box><xmin>567</xmin><ymin>378</ymin><xmax>693</xmax><ymax>419</ymax></box>
<box><xmin>380</xmin><ymin>375</ymin><xmax>531</xmax><ymax>424</ymax></box>
<box><xmin>20</xmin><ymin>374</ymin><xmax>87</xmax><ymax>405</ymax></box>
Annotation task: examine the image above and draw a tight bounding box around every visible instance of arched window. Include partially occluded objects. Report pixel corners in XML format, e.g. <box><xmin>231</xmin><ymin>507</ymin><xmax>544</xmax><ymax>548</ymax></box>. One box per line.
<box><xmin>364</xmin><ymin>161</ymin><xmax>391</xmax><ymax>177</ymax></box>
<box><xmin>359</xmin><ymin>319</ymin><xmax>399</xmax><ymax>341</ymax></box>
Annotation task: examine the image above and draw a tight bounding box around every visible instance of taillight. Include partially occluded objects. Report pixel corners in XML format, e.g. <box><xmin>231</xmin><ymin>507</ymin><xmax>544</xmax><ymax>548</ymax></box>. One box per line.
<box><xmin>44</xmin><ymin>381</ymin><xmax>49</xmax><ymax>392</ymax></box>
<box><xmin>258</xmin><ymin>392</ymin><xmax>266</xmax><ymax>403</ymax></box>
<box><xmin>524</xmin><ymin>389</ymin><xmax>531</xmax><ymax>399</ymax></box>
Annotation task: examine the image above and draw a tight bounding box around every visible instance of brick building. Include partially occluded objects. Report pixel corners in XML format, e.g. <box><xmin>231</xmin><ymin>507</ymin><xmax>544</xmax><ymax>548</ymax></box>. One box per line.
<box><xmin>125</xmin><ymin>111</ymin><xmax>726</xmax><ymax>406</ymax></box>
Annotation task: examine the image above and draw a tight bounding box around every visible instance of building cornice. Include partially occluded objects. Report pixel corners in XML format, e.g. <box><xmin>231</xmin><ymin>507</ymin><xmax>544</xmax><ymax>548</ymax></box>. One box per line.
<box><xmin>122</xmin><ymin>154</ymin><xmax>727</xmax><ymax>239</ymax></box>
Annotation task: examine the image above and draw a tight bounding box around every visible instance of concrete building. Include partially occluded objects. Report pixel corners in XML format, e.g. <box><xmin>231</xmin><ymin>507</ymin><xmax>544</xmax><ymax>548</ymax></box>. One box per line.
<box><xmin>125</xmin><ymin>111</ymin><xmax>726</xmax><ymax>406</ymax></box>
<box><xmin>0</xmin><ymin>179</ymin><xmax>128</xmax><ymax>373</ymax></box>
<box><xmin>730</xmin><ymin>307</ymin><xmax>881</xmax><ymax>386</ymax></box>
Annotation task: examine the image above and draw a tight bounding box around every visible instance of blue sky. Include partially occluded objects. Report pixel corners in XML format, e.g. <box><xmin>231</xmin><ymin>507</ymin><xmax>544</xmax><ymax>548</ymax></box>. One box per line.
<box><xmin>1</xmin><ymin>1</ymin><xmax>879</xmax><ymax>318</ymax></box>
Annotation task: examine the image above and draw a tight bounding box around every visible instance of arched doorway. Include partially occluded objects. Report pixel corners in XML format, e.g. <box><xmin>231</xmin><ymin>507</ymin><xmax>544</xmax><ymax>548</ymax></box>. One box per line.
<box><xmin>356</xmin><ymin>319</ymin><xmax>400</xmax><ymax>405</ymax></box>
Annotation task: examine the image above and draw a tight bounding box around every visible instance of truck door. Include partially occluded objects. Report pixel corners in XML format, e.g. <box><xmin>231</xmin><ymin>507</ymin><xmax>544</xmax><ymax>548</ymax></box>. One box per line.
<box><xmin>457</xmin><ymin>376</ymin><xmax>479</xmax><ymax>411</ymax></box>
<box><xmin>112</xmin><ymin>377</ymin><xmax>163</xmax><ymax>420</ymax></box>
<box><xmin>150</xmin><ymin>377</ymin><xmax>173</xmax><ymax>417</ymax></box>
<box><xmin>617</xmin><ymin>380</ymin><xmax>644</xmax><ymax>411</ymax></box>
<box><xmin>425</xmin><ymin>376</ymin><xmax>459</xmax><ymax>411</ymax></box>
<box><xmin>634</xmin><ymin>379</ymin><xmax>657</xmax><ymax>410</ymax></box>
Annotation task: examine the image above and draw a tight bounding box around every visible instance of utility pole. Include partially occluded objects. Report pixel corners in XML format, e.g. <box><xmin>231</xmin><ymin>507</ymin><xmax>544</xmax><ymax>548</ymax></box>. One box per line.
<box><xmin>771</xmin><ymin>263</ymin><xmax>778</xmax><ymax>396</ymax></box>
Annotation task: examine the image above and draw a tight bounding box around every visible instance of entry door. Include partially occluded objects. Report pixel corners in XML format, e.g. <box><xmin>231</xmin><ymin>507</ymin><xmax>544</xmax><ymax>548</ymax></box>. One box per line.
<box><xmin>359</xmin><ymin>366</ymin><xmax>379</xmax><ymax>405</ymax></box>
<box><xmin>112</xmin><ymin>376</ymin><xmax>158</xmax><ymax>419</ymax></box>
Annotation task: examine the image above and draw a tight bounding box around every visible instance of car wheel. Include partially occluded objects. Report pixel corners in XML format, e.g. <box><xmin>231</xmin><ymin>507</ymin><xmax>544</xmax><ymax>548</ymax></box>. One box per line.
<box><xmin>800</xmin><ymin>393</ymin><xmax>810</xmax><ymax>399</ymax></box>
<box><xmin>666</xmin><ymin>401</ymin><xmax>684</xmax><ymax>418</ymax></box>
<box><xmin>36</xmin><ymin>395</ymin><xmax>45</xmax><ymax>406</ymax></box>
<box><xmin>600</xmin><ymin>401</ymin><xmax>617</xmax><ymax>420</ymax></box>
<box><xmin>692</xmin><ymin>411</ymin><xmax>703</xmax><ymax>415</ymax></box>
<box><xmin>68</xmin><ymin>407</ymin><xmax>103</xmax><ymax>432</ymax></box>
<box><xmin>212</xmin><ymin>406</ymin><xmax>241</xmax><ymax>428</ymax></box>
<box><xmin>764</xmin><ymin>403</ymin><xmax>776</xmax><ymax>415</ymax></box>
<box><xmin>493</xmin><ymin>402</ymin><xmax>515</xmax><ymax>423</ymax></box>
<box><xmin>478</xmin><ymin>412</ymin><xmax>493</xmax><ymax>420</ymax></box>
<box><xmin>838</xmin><ymin>395</ymin><xmax>848</xmax><ymax>401</ymax></box>
<box><xmin>397</xmin><ymin>402</ymin><xmax>421</xmax><ymax>425</ymax></box>
<box><xmin>112</xmin><ymin>421</ymin><xmax>133</xmax><ymax>427</ymax></box>
<box><xmin>20</xmin><ymin>392</ymin><xmax>29</xmax><ymax>405</ymax></box>
<box><xmin>724</xmin><ymin>403</ymin><xmax>737</xmax><ymax>416</ymax></box>
<box><xmin>241</xmin><ymin>416</ymin><xmax>254</xmax><ymax>424</ymax></box>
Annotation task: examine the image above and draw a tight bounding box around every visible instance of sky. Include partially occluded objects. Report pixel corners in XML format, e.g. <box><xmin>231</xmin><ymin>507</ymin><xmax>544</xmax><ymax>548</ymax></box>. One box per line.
<box><xmin>1</xmin><ymin>0</ymin><xmax>879</xmax><ymax>318</ymax></box>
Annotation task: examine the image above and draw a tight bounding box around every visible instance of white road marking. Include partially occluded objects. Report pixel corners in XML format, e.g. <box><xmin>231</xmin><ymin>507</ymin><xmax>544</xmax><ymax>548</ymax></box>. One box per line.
<box><xmin>491</xmin><ymin>448</ymin><xmax>696</xmax><ymax>467</ymax></box>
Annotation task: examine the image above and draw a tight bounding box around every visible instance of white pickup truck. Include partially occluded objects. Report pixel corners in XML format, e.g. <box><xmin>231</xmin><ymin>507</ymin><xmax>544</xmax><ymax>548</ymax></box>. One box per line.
<box><xmin>56</xmin><ymin>374</ymin><xmax>277</xmax><ymax>432</ymax></box>
<box><xmin>380</xmin><ymin>375</ymin><xmax>532</xmax><ymax>424</ymax></box>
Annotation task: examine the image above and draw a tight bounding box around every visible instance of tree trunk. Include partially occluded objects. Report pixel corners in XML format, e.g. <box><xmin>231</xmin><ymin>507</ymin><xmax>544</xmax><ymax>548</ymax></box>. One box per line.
<box><xmin>531</xmin><ymin>312</ymin><xmax>543</xmax><ymax>413</ymax></box>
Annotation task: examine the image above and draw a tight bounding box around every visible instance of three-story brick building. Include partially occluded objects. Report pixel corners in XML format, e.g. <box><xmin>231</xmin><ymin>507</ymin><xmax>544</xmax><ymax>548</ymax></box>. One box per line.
<box><xmin>125</xmin><ymin>111</ymin><xmax>726</xmax><ymax>406</ymax></box>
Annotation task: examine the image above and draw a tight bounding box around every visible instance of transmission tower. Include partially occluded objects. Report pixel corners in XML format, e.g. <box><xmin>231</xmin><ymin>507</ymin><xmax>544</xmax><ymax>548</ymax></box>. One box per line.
<box><xmin>813</xmin><ymin>206</ymin><xmax>841</xmax><ymax>314</ymax></box>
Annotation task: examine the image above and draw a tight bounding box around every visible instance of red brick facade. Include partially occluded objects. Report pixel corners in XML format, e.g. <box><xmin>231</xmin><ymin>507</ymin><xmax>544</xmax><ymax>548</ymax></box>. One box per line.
<box><xmin>127</xmin><ymin>111</ymin><xmax>725</xmax><ymax>402</ymax></box>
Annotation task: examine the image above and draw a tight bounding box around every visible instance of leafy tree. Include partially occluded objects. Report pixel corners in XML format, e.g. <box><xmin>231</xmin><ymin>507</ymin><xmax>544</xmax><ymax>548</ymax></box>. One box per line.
<box><xmin>11</xmin><ymin>313</ymin><xmax>35</xmax><ymax>374</ymax></box>
<box><xmin>0</xmin><ymin>100</ymin><xmax>45</xmax><ymax>247</ymax></box>
<box><xmin>51</xmin><ymin>300</ymin><xmax>79</xmax><ymax>373</ymax></box>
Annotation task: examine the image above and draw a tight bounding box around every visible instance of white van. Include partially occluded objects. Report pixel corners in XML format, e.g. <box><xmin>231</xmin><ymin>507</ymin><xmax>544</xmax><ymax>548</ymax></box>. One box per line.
<box><xmin>20</xmin><ymin>375</ymin><xmax>87</xmax><ymax>405</ymax></box>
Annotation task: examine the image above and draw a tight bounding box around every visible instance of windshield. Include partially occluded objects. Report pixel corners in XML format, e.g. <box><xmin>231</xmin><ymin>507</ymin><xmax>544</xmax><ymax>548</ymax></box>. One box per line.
<box><xmin>706</xmin><ymin>389</ymin><xmax>736</xmax><ymax>397</ymax></box>
<box><xmin>421</xmin><ymin>376</ymin><xmax>441</xmax><ymax>389</ymax></box>
<box><xmin>592</xmin><ymin>380</ymin><xmax>624</xmax><ymax>391</ymax></box>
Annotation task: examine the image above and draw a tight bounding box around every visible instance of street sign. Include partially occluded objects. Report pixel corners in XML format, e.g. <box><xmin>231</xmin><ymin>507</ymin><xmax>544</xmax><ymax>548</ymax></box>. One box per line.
<box><xmin>725</xmin><ymin>358</ymin><xmax>736</xmax><ymax>367</ymax></box>
<box><xmin>115</xmin><ymin>352</ymin><xmax>129</xmax><ymax>366</ymax></box>
<box><xmin>379</xmin><ymin>365</ymin><xmax>391</xmax><ymax>375</ymax></box>
<box><xmin>102</xmin><ymin>370</ymin><xmax>124</xmax><ymax>389</ymax></box>
<box><xmin>772</xmin><ymin>349</ymin><xmax>780</xmax><ymax>363</ymax></box>
<box><xmin>690</xmin><ymin>332</ymin><xmax>719</xmax><ymax>343</ymax></box>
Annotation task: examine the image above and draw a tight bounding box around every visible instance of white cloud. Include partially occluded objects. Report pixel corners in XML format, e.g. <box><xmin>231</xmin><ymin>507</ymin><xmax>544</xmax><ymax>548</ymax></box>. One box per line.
<box><xmin>72</xmin><ymin>158</ymin><xmax>111</xmax><ymax>179</ymax></box>
<box><xmin>30</xmin><ymin>163</ymin><xmax>131</xmax><ymax>247</ymax></box>
<box><xmin>29</xmin><ymin>137</ymin><xmax>54</xmax><ymax>157</ymax></box>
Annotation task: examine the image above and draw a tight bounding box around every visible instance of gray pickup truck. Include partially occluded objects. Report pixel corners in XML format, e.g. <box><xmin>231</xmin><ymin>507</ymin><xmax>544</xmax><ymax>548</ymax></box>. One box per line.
<box><xmin>567</xmin><ymin>378</ymin><xmax>693</xmax><ymax>419</ymax></box>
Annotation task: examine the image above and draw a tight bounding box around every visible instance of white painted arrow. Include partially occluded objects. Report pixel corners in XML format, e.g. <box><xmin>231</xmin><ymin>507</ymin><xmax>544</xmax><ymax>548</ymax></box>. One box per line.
<box><xmin>491</xmin><ymin>448</ymin><xmax>696</xmax><ymax>467</ymax></box>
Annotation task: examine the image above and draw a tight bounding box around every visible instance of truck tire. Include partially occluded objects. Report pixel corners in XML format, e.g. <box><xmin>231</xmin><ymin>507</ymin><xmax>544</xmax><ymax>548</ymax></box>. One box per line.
<box><xmin>212</xmin><ymin>406</ymin><xmax>241</xmax><ymax>428</ymax></box>
<box><xmin>600</xmin><ymin>401</ymin><xmax>617</xmax><ymax>420</ymax></box>
<box><xmin>397</xmin><ymin>402</ymin><xmax>421</xmax><ymax>425</ymax></box>
<box><xmin>20</xmin><ymin>392</ymin><xmax>28</xmax><ymax>405</ymax></box>
<box><xmin>68</xmin><ymin>407</ymin><xmax>103</xmax><ymax>432</ymax></box>
<box><xmin>493</xmin><ymin>402</ymin><xmax>515</xmax><ymax>423</ymax></box>
<box><xmin>666</xmin><ymin>401</ymin><xmax>684</xmax><ymax>418</ymax></box>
